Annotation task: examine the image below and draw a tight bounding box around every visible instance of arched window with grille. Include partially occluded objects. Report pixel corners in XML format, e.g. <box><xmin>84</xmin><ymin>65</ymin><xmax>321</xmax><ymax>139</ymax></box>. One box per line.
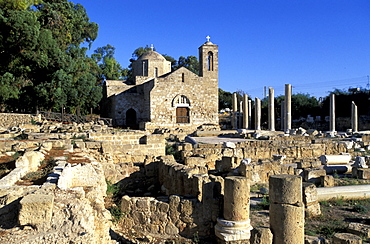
<box><xmin>172</xmin><ymin>95</ymin><xmax>190</xmax><ymax>123</ymax></box>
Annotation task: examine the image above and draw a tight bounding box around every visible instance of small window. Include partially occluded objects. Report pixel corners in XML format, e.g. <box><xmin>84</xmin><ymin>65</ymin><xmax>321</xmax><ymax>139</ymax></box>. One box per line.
<box><xmin>155</xmin><ymin>67</ymin><xmax>158</xmax><ymax>77</ymax></box>
<box><xmin>207</xmin><ymin>51</ymin><xmax>213</xmax><ymax>71</ymax></box>
<box><xmin>182</xmin><ymin>73</ymin><xmax>185</xmax><ymax>82</ymax></box>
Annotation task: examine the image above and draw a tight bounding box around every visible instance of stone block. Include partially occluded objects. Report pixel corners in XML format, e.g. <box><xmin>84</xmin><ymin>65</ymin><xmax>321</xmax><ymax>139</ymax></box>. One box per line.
<box><xmin>304</xmin><ymin>235</ymin><xmax>326</xmax><ymax>243</ymax></box>
<box><xmin>332</xmin><ymin>233</ymin><xmax>362</xmax><ymax>244</ymax></box>
<box><xmin>302</xmin><ymin>183</ymin><xmax>318</xmax><ymax>205</ymax></box>
<box><xmin>320</xmin><ymin>175</ymin><xmax>334</xmax><ymax>187</ymax></box>
<box><xmin>19</xmin><ymin>193</ymin><xmax>54</xmax><ymax>229</ymax></box>
<box><xmin>358</xmin><ymin>168</ymin><xmax>370</xmax><ymax>180</ymax></box>
<box><xmin>184</xmin><ymin>156</ymin><xmax>207</xmax><ymax>167</ymax></box>
<box><xmin>303</xmin><ymin>168</ymin><xmax>326</xmax><ymax>184</ymax></box>
<box><xmin>347</xmin><ymin>222</ymin><xmax>370</xmax><ymax>238</ymax></box>
<box><xmin>250</xmin><ymin>227</ymin><xmax>273</xmax><ymax>244</ymax></box>
<box><xmin>216</xmin><ymin>157</ymin><xmax>238</xmax><ymax>172</ymax></box>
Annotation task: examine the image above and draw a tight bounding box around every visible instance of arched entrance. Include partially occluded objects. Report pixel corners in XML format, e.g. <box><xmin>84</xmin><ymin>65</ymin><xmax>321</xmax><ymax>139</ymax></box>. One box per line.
<box><xmin>126</xmin><ymin>108</ymin><xmax>137</xmax><ymax>128</ymax></box>
<box><xmin>172</xmin><ymin>95</ymin><xmax>191</xmax><ymax>123</ymax></box>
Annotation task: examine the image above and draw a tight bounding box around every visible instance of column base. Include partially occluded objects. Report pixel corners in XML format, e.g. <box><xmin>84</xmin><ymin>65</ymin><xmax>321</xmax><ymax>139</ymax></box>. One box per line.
<box><xmin>215</xmin><ymin>218</ymin><xmax>253</xmax><ymax>242</ymax></box>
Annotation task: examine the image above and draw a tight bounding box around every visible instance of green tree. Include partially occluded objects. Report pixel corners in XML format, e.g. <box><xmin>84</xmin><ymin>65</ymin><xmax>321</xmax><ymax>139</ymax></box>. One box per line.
<box><xmin>274</xmin><ymin>93</ymin><xmax>321</xmax><ymax>119</ymax></box>
<box><xmin>0</xmin><ymin>0</ymin><xmax>42</xmax><ymax>10</ymax></box>
<box><xmin>219</xmin><ymin>88</ymin><xmax>233</xmax><ymax>110</ymax></box>
<box><xmin>92</xmin><ymin>44</ymin><xmax>124</xmax><ymax>80</ymax></box>
<box><xmin>173</xmin><ymin>55</ymin><xmax>199</xmax><ymax>75</ymax></box>
<box><xmin>0</xmin><ymin>0</ymin><xmax>101</xmax><ymax>114</ymax></box>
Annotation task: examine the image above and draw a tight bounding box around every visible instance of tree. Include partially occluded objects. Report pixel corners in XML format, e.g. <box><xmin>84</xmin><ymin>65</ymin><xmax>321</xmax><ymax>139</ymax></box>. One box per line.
<box><xmin>219</xmin><ymin>88</ymin><xmax>232</xmax><ymax>110</ymax></box>
<box><xmin>92</xmin><ymin>44</ymin><xmax>124</xmax><ymax>80</ymax></box>
<box><xmin>274</xmin><ymin>93</ymin><xmax>321</xmax><ymax>119</ymax></box>
<box><xmin>0</xmin><ymin>0</ymin><xmax>42</xmax><ymax>11</ymax></box>
<box><xmin>173</xmin><ymin>56</ymin><xmax>199</xmax><ymax>75</ymax></box>
<box><xmin>0</xmin><ymin>0</ymin><xmax>101</xmax><ymax>114</ymax></box>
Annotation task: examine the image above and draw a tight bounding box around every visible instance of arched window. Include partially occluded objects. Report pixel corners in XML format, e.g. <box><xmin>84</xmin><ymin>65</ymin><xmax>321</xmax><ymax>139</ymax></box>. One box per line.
<box><xmin>207</xmin><ymin>51</ymin><xmax>213</xmax><ymax>71</ymax></box>
<box><xmin>172</xmin><ymin>95</ymin><xmax>190</xmax><ymax>107</ymax></box>
<box><xmin>142</xmin><ymin>61</ymin><xmax>148</xmax><ymax>76</ymax></box>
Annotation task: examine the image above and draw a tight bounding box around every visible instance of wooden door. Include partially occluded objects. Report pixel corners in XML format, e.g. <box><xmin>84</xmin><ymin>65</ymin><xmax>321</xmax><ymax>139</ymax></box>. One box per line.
<box><xmin>176</xmin><ymin>107</ymin><xmax>189</xmax><ymax>123</ymax></box>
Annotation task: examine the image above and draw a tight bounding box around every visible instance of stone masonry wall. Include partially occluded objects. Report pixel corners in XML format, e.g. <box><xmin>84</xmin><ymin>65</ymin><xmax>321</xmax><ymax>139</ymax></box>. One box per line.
<box><xmin>182</xmin><ymin>139</ymin><xmax>352</xmax><ymax>163</ymax></box>
<box><xmin>120</xmin><ymin>195</ymin><xmax>217</xmax><ymax>239</ymax></box>
<box><xmin>88</xmin><ymin>132</ymin><xmax>166</xmax><ymax>156</ymax></box>
<box><xmin>0</xmin><ymin>113</ymin><xmax>40</xmax><ymax>127</ymax></box>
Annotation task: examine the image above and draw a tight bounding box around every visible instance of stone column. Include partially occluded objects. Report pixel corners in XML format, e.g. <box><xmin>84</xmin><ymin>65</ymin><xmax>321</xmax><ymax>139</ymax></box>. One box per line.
<box><xmin>242</xmin><ymin>94</ymin><xmax>249</xmax><ymax>129</ymax></box>
<box><xmin>239</xmin><ymin>101</ymin><xmax>243</xmax><ymax>129</ymax></box>
<box><xmin>255</xmin><ymin>97</ymin><xmax>261</xmax><ymax>130</ymax></box>
<box><xmin>330</xmin><ymin>93</ymin><xmax>335</xmax><ymax>132</ymax></box>
<box><xmin>215</xmin><ymin>176</ymin><xmax>252</xmax><ymax>242</ymax></box>
<box><xmin>351</xmin><ymin>101</ymin><xmax>358</xmax><ymax>132</ymax></box>
<box><xmin>269</xmin><ymin>175</ymin><xmax>304</xmax><ymax>244</ymax></box>
<box><xmin>284</xmin><ymin>84</ymin><xmax>292</xmax><ymax>131</ymax></box>
<box><xmin>248</xmin><ymin>100</ymin><xmax>252</xmax><ymax>129</ymax></box>
<box><xmin>232</xmin><ymin>92</ymin><xmax>238</xmax><ymax>129</ymax></box>
<box><xmin>268</xmin><ymin>87</ymin><xmax>275</xmax><ymax>131</ymax></box>
<box><xmin>281</xmin><ymin>101</ymin><xmax>285</xmax><ymax>131</ymax></box>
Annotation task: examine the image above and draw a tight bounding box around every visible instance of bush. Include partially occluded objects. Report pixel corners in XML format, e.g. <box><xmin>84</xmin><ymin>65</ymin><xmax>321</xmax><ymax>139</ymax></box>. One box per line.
<box><xmin>353</xmin><ymin>204</ymin><xmax>368</xmax><ymax>213</ymax></box>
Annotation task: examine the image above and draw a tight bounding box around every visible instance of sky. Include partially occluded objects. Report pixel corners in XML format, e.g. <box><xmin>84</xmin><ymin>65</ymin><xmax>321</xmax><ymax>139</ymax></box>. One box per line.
<box><xmin>72</xmin><ymin>0</ymin><xmax>370</xmax><ymax>99</ymax></box>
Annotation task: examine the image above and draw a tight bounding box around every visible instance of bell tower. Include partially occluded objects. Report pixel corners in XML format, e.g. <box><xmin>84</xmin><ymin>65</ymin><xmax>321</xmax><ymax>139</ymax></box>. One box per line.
<box><xmin>199</xmin><ymin>36</ymin><xmax>218</xmax><ymax>80</ymax></box>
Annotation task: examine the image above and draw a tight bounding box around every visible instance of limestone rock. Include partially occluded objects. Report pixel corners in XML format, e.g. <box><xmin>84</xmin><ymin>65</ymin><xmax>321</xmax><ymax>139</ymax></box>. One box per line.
<box><xmin>19</xmin><ymin>193</ymin><xmax>54</xmax><ymax>229</ymax></box>
<box><xmin>250</xmin><ymin>227</ymin><xmax>273</xmax><ymax>244</ymax></box>
<box><xmin>332</xmin><ymin>232</ymin><xmax>362</xmax><ymax>244</ymax></box>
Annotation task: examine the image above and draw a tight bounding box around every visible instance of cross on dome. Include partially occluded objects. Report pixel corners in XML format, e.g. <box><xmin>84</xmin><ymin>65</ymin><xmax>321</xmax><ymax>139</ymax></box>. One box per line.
<box><xmin>150</xmin><ymin>44</ymin><xmax>154</xmax><ymax>51</ymax></box>
<box><xmin>206</xmin><ymin>36</ymin><xmax>211</xmax><ymax>42</ymax></box>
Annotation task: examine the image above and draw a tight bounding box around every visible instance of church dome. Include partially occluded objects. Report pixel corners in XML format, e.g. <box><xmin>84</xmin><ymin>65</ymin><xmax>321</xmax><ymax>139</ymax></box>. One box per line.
<box><xmin>137</xmin><ymin>51</ymin><xmax>166</xmax><ymax>61</ymax></box>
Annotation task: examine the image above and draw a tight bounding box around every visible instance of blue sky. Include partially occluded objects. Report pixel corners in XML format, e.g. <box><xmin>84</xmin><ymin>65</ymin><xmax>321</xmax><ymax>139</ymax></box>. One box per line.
<box><xmin>73</xmin><ymin>0</ymin><xmax>370</xmax><ymax>99</ymax></box>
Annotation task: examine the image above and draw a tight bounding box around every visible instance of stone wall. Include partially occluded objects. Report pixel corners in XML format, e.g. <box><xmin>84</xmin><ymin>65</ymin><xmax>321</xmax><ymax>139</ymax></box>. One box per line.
<box><xmin>182</xmin><ymin>138</ymin><xmax>352</xmax><ymax>163</ymax></box>
<box><xmin>89</xmin><ymin>132</ymin><xmax>165</xmax><ymax>156</ymax></box>
<box><xmin>120</xmin><ymin>195</ymin><xmax>217</xmax><ymax>239</ymax></box>
<box><xmin>0</xmin><ymin>113</ymin><xmax>40</xmax><ymax>128</ymax></box>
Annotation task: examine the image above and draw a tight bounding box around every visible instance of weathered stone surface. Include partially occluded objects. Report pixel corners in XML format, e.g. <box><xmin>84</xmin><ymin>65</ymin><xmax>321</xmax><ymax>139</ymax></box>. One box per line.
<box><xmin>269</xmin><ymin>175</ymin><xmax>302</xmax><ymax>204</ymax></box>
<box><xmin>332</xmin><ymin>232</ymin><xmax>362</xmax><ymax>244</ymax></box>
<box><xmin>270</xmin><ymin>203</ymin><xmax>305</xmax><ymax>244</ymax></box>
<box><xmin>250</xmin><ymin>227</ymin><xmax>273</xmax><ymax>244</ymax></box>
<box><xmin>19</xmin><ymin>193</ymin><xmax>54</xmax><ymax>229</ymax></box>
<box><xmin>320</xmin><ymin>154</ymin><xmax>352</xmax><ymax>165</ymax></box>
<box><xmin>223</xmin><ymin>176</ymin><xmax>250</xmax><ymax>221</ymax></box>
<box><xmin>358</xmin><ymin>168</ymin><xmax>370</xmax><ymax>179</ymax></box>
<box><xmin>303</xmin><ymin>168</ymin><xmax>326</xmax><ymax>184</ymax></box>
<box><xmin>320</xmin><ymin>175</ymin><xmax>334</xmax><ymax>187</ymax></box>
<box><xmin>347</xmin><ymin>222</ymin><xmax>370</xmax><ymax>238</ymax></box>
<box><xmin>304</xmin><ymin>235</ymin><xmax>326</xmax><ymax>243</ymax></box>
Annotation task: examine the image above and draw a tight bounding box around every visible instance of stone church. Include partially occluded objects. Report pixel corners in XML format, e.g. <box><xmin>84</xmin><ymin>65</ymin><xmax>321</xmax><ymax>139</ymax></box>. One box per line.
<box><xmin>103</xmin><ymin>38</ymin><xmax>219</xmax><ymax>132</ymax></box>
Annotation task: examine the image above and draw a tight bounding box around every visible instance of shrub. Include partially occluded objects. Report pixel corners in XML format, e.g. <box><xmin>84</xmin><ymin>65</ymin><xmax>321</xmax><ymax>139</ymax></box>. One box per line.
<box><xmin>353</xmin><ymin>204</ymin><xmax>368</xmax><ymax>213</ymax></box>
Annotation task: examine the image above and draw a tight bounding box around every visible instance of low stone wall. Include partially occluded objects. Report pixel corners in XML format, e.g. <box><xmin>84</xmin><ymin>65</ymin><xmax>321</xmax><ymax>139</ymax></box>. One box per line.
<box><xmin>239</xmin><ymin>161</ymin><xmax>296</xmax><ymax>184</ymax></box>
<box><xmin>89</xmin><ymin>132</ymin><xmax>166</xmax><ymax>156</ymax></box>
<box><xmin>183</xmin><ymin>138</ymin><xmax>352</xmax><ymax>162</ymax></box>
<box><xmin>0</xmin><ymin>113</ymin><xmax>40</xmax><ymax>128</ymax></box>
<box><xmin>120</xmin><ymin>195</ymin><xmax>217</xmax><ymax>238</ymax></box>
<box><xmin>158</xmin><ymin>156</ymin><xmax>225</xmax><ymax>201</ymax></box>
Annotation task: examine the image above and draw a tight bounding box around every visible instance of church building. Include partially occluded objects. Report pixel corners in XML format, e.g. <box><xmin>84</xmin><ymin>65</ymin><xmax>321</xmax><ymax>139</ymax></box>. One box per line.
<box><xmin>103</xmin><ymin>38</ymin><xmax>219</xmax><ymax>132</ymax></box>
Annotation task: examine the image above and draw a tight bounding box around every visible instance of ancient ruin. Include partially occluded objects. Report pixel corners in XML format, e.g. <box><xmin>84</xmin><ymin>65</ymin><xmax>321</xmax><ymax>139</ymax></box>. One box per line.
<box><xmin>1</xmin><ymin>39</ymin><xmax>370</xmax><ymax>244</ymax></box>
